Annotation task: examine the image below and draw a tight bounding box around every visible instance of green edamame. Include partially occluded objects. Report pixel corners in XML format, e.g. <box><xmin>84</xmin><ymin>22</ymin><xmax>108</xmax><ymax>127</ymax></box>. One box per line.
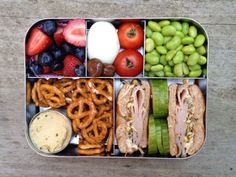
<box><xmin>155</xmin><ymin>70</ymin><xmax>165</xmax><ymax>77</ymax></box>
<box><xmin>194</xmin><ymin>34</ymin><xmax>206</xmax><ymax>47</ymax></box>
<box><xmin>152</xmin><ymin>32</ymin><xmax>164</xmax><ymax>46</ymax></box>
<box><xmin>171</xmin><ymin>21</ymin><xmax>182</xmax><ymax>31</ymax></box>
<box><xmin>148</xmin><ymin>21</ymin><xmax>161</xmax><ymax>32</ymax></box>
<box><xmin>198</xmin><ymin>56</ymin><xmax>207</xmax><ymax>65</ymax></box>
<box><xmin>144</xmin><ymin>63</ymin><xmax>152</xmax><ymax>71</ymax></box>
<box><xmin>166</xmin><ymin>50</ymin><xmax>177</xmax><ymax>61</ymax></box>
<box><xmin>182</xmin><ymin>37</ymin><xmax>194</xmax><ymax>44</ymax></box>
<box><xmin>182</xmin><ymin>45</ymin><xmax>196</xmax><ymax>55</ymax></box>
<box><xmin>162</xmin><ymin>25</ymin><xmax>176</xmax><ymax>36</ymax></box>
<box><xmin>159</xmin><ymin>20</ymin><xmax>170</xmax><ymax>27</ymax></box>
<box><xmin>164</xmin><ymin>65</ymin><xmax>172</xmax><ymax>72</ymax></box>
<box><xmin>189</xmin><ymin>69</ymin><xmax>202</xmax><ymax>77</ymax></box>
<box><xmin>145</xmin><ymin>38</ymin><xmax>155</xmax><ymax>52</ymax></box>
<box><xmin>197</xmin><ymin>46</ymin><xmax>207</xmax><ymax>55</ymax></box>
<box><xmin>203</xmin><ymin>68</ymin><xmax>207</xmax><ymax>75</ymax></box>
<box><xmin>146</xmin><ymin>26</ymin><xmax>153</xmax><ymax>38</ymax></box>
<box><xmin>173</xmin><ymin>63</ymin><xmax>184</xmax><ymax>76</ymax></box>
<box><xmin>166</xmin><ymin>36</ymin><xmax>181</xmax><ymax>50</ymax></box>
<box><xmin>175</xmin><ymin>31</ymin><xmax>185</xmax><ymax>39</ymax></box>
<box><xmin>173</xmin><ymin>51</ymin><xmax>184</xmax><ymax>64</ymax></box>
<box><xmin>182</xmin><ymin>22</ymin><xmax>189</xmax><ymax>35</ymax></box>
<box><xmin>184</xmin><ymin>55</ymin><xmax>189</xmax><ymax>62</ymax></box>
<box><xmin>151</xmin><ymin>64</ymin><xmax>164</xmax><ymax>72</ymax></box>
<box><xmin>182</xmin><ymin>63</ymin><xmax>189</xmax><ymax>75</ymax></box>
<box><xmin>165</xmin><ymin>72</ymin><xmax>175</xmax><ymax>77</ymax></box>
<box><xmin>187</xmin><ymin>52</ymin><xmax>200</xmax><ymax>65</ymax></box>
<box><xmin>160</xmin><ymin>55</ymin><xmax>167</xmax><ymax>65</ymax></box>
<box><xmin>189</xmin><ymin>64</ymin><xmax>201</xmax><ymax>71</ymax></box>
<box><xmin>156</xmin><ymin>46</ymin><xmax>167</xmax><ymax>54</ymax></box>
<box><xmin>163</xmin><ymin>36</ymin><xmax>172</xmax><ymax>44</ymax></box>
<box><xmin>189</xmin><ymin>26</ymin><xmax>197</xmax><ymax>38</ymax></box>
<box><xmin>168</xmin><ymin>60</ymin><xmax>174</xmax><ymax>66</ymax></box>
<box><xmin>148</xmin><ymin>72</ymin><xmax>156</xmax><ymax>77</ymax></box>
<box><xmin>145</xmin><ymin>53</ymin><xmax>159</xmax><ymax>65</ymax></box>
<box><xmin>150</xmin><ymin>49</ymin><xmax>160</xmax><ymax>57</ymax></box>
<box><xmin>176</xmin><ymin>44</ymin><xmax>183</xmax><ymax>51</ymax></box>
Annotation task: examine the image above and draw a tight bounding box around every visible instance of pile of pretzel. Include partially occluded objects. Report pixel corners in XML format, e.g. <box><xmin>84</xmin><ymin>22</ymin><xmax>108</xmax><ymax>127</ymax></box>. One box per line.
<box><xmin>29</xmin><ymin>78</ymin><xmax>113</xmax><ymax>156</ymax></box>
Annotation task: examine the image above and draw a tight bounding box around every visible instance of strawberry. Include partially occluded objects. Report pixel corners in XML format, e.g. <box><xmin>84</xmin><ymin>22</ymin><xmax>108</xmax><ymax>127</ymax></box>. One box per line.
<box><xmin>53</xmin><ymin>69</ymin><xmax>63</xmax><ymax>75</ymax></box>
<box><xmin>42</xmin><ymin>66</ymin><xmax>51</xmax><ymax>74</ymax></box>
<box><xmin>26</xmin><ymin>28</ymin><xmax>52</xmax><ymax>56</ymax></box>
<box><xmin>63</xmin><ymin>55</ymin><xmax>81</xmax><ymax>76</ymax></box>
<box><xmin>54</xmin><ymin>27</ymin><xmax>65</xmax><ymax>46</ymax></box>
<box><xmin>63</xmin><ymin>19</ymin><xmax>86</xmax><ymax>47</ymax></box>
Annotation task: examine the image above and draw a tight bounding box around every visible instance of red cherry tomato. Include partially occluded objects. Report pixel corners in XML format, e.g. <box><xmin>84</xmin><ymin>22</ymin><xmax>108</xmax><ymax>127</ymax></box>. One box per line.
<box><xmin>118</xmin><ymin>23</ymin><xmax>144</xmax><ymax>49</ymax></box>
<box><xmin>114</xmin><ymin>49</ymin><xmax>143</xmax><ymax>77</ymax></box>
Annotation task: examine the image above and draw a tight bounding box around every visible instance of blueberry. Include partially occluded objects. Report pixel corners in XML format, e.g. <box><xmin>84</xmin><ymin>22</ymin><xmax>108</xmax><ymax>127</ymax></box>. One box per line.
<box><xmin>48</xmin><ymin>42</ymin><xmax>57</xmax><ymax>51</ymax></box>
<box><xmin>52</xmin><ymin>48</ymin><xmax>65</xmax><ymax>61</ymax></box>
<box><xmin>73</xmin><ymin>47</ymin><xmax>85</xmax><ymax>63</ymax></box>
<box><xmin>62</xmin><ymin>43</ymin><xmax>74</xmax><ymax>54</ymax></box>
<box><xmin>74</xmin><ymin>64</ymin><xmax>85</xmax><ymax>77</ymax></box>
<box><xmin>29</xmin><ymin>62</ymin><xmax>42</xmax><ymax>76</ymax></box>
<box><xmin>42</xmin><ymin>20</ymin><xmax>57</xmax><ymax>36</ymax></box>
<box><xmin>52</xmin><ymin>61</ymin><xmax>64</xmax><ymax>71</ymax></box>
<box><xmin>38</xmin><ymin>52</ymin><xmax>54</xmax><ymax>66</ymax></box>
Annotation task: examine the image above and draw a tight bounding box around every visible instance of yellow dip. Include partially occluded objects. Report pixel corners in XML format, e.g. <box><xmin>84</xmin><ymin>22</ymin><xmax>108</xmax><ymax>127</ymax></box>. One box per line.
<box><xmin>29</xmin><ymin>110</ymin><xmax>72</xmax><ymax>153</ymax></box>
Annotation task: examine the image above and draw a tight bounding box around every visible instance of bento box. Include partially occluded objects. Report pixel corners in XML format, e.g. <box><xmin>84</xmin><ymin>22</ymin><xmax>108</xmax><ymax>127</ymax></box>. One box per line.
<box><xmin>24</xmin><ymin>18</ymin><xmax>208</xmax><ymax>159</ymax></box>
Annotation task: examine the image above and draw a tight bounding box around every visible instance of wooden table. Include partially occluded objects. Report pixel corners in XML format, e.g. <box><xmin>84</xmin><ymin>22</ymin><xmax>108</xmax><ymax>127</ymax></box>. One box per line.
<box><xmin>0</xmin><ymin>0</ymin><xmax>235</xmax><ymax>176</ymax></box>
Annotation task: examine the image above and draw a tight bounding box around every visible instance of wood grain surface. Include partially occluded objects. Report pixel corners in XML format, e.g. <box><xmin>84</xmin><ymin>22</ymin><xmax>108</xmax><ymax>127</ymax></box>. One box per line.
<box><xmin>0</xmin><ymin>0</ymin><xmax>236</xmax><ymax>177</ymax></box>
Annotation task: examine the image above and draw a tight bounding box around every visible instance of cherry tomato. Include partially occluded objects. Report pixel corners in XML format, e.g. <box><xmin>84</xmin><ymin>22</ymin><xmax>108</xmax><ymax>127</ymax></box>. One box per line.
<box><xmin>118</xmin><ymin>23</ymin><xmax>144</xmax><ymax>49</ymax></box>
<box><xmin>114</xmin><ymin>49</ymin><xmax>143</xmax><ymax>77</ymax></box>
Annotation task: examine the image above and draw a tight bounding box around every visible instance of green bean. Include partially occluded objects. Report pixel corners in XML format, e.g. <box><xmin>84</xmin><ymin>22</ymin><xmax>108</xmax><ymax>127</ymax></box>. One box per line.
<box><xmin>151</xmin><ymin>64</ymin><xmax>164</xmax><ymax>72</ymax></box>
<box><xmin>166</xmin><ymin>50</ymin><xmax>177</xmax><ymax>61</ymax></box>
<box><xmin>155</xmin><ymin>70</ymin><xmax>165</xmax><ymax>77</ymax></box>
<box><xmin>162</xmin><ymin>25</ymin><xmax>176</xmax><ymax>36</ymax></box>
<box><xmin>166</xmin><ymin>36</ymin><xmax>181</xmax><ymax>50</ymax></box>
<box><xmin>189</xmin><ymin>69</ymin><xmax>202</xmax><ymax>77</ymax></box>
<box><xmin>165</xmin><ymin>72</ymin><xmax>175</xmax><ymax>77</ymax></box>
<box><xmin>145</xmin><ymin>38</ymin><xmax>155</xmax><ymax>52</ymax></box>
<box><xmin>160</xmin><ymin>55</ymin><xmax>167</xmax><ymax>65</ymax></box>
<box><xmin>156</xmin><ymin>46</ymin><xmax>167</xmax><ymax>54</ymax></box>
<box><xmin>173</xmin><ymin>63</ymin><xmax>184</xmax><ymax>77</ymax></box>
<box><xmin>148</xmin><ymin>21</ymin><xmax>161</xmax><ymax>32</ymax></box>
<box><xmin>182</xmin><ymin>63</ymin><xmax>189</xmax><ymax>75</ymax></box>
<box><xmin>164</xmin><ymin>65</ymin><xmax>172</xmax><ymax>72</ymax></box>
<box><xmin>197</xmin><ymin>46</ymin><xmax>207</xmax><ymax>55</ymax></box>
<box><xmin>148</xmin><ymin>71</ymin><xmax>156</xmax><ymax>77</ymax></box>
<box><xmin>187</xmin><ymin>52</ymin><xmax>200</xmax><ymax>66</ymax></box>
<box><xmin>182</xmin><ymin>37</ymin><xmax>194</xmax><ymax>44</ymax></box>
<box><xmin>175</xmin><ymin>31</ymin><xmax>185</xmax><ymax>39</ymax></box>
<box><xmin>144</xmin><ymin>63</ymin><xmax>152</xmax><ymax>71</ymax></box>
<box><xmin>145</xmin><ymin>53</ymin><xmax>159</xmax><ymax>65</ymax></box>
<box><xmin>163</xmin><ymin>36</ymin><xmax>172</xmax><ymax>44</ymax></box>
<box><xmin>194</xmin><ymin>34</ymin><xmax>206</xmax><ymax>47</ymax></box>
<box><xmin>189</xmin><ymin>26</ymin><xmax>197</xmax><ymax>38</ymax></box>
<box><xmin>198</xmin><ymin>56</ymin><xmax>207</xmax><ymax>65</ymax></box>
<box><xmin>159</xmin><ymin>20</ymin><xmax>170</xmax><ymax>27</ymax></box>
<box><xmin>168</xmin><ymin>60</ymin><xmax>174</xmax><ymax>66</ymax></box>
<box><xmin>171</xmin><ymin>21</ymin><xmax>182</xmax><ymax>31</ymax></box>
<box><xmin>189</xmin><ymin>64</ymin><xmax>201</xmax><ymax>71</ymax></box>
<box><xmin>152</xmin><ymin>32</ymin><xmax>164</xmax><ymax>46</ymax></box>
<box><xmin>173</xmin><ymin>51</ymin><xmax>184</xmax><ymax>64</ymax></box>
<box><xmin>146</xmin><ymin>26</ymin><xmax>153</xmax><ymax>38</ymax></box>
<box><xmin>182</xmin><ymin>45</ymin><xmax>196</xmax><ymax>55</ymax></box>
<box><xmin>182</xmin><ymin>22</ymin><xmax>189</xmax><ymax>35</ymax></box>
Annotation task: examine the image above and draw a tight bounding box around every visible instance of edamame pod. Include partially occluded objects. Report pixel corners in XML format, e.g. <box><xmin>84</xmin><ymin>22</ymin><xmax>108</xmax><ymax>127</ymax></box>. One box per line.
<box><xmin>189</xmin><ymin>69</ymin><xmax>202</xmax><ymax>77</ymax></box>
<box><xmin>148</xmin><ymin>21</ymin><xmax>161</xmax><ymax>32</ymax></box>
<box><xmin>162</xmin><ymin>25</ymin><xmax>176</xmax><ymax>36</ymax></box>
<box><xmin>159</xmin><ymin>20</ymin><xmax>170</xmax><ymax>27</ymax></box>
<box><xmin>194</xmin><ymin>34</ymin><xmax>206</xmax><ymax>47</ymax></box>
<box><xmin>166</xmin><ymin>36</ymin><xmax>181</xmax><ymax>50</ymax></box>
<box><xmin>182</xmin><ymin>37</ymin><xmax>194</xmax><ymax>44</ymax></box>
<box><xmin>173</xmin><ymin>51</ymin><xmax>184</xmax><ymax>64</ymax></box>
<box><xmin>173</xmin><ymin>63</ymin><xmax>184</xmax><ymax>76</ymax></box>
<box><xmin>166</xmin><ymin>50</ymin><xmax>177</xmax><ymax>61</ymax></box>
<box><xmin>182</xmin><ymin>45</ymin><xmax>196</xmax><ymax>55</ymax></box>
<box><xmin>198</xmin><ymin>56</ymin><xmax>207</xmax><ymax>65</ymax></box>
<box><xmin>182</xmin><ymin>22</ymin><xmax>189</xmax><ymax>35</ymax></box>
<box><xmin>189</xmin><ymin>26</ymin><xmax>197</xmax><ymax>38</ymax></box>
<box><xmin>171</xmin><ymin>21</ymin><xmax>182</xmax><ymax>31</ymax></box>
<box><xmin>156</xmin><ymin>46</ymin><xmax>167</xmax><ymax>54</ymax></box>
<box><xmin>189</xmin><ymin>64</ymin><xmax>201</xmax><ymax>71</ymax></box>
<box><xmin>145</xmin><ymin>38</ymin><xmax>155</xmax><ymax>52</ymax></box>
<box><xmin>151</xmin><ymin>64</ymin><xmax>164</xmax><ymax>72</ymax></box>
<box><xmin>152</xmin><ymin>32</ymin><xmax>164</xmax><ymax>46</ymax></box>
<box><xmin>146</xmin><ymin>26</ymin><xmax>153</xmax><ymax>38</ymax></box>
<box><xmin>145</xmin><ymin>53</ymin><xmax>159</xmax><ymax>65</ymax></box>
<box><xmin>187</xmin><ymin>52</ymin><xmax>200</xmax><ymax>65</ymax></box>
<box><xmin>197</xmin><ymin>46</ymin><xmax>207</xmax><ymax>55</ymax></box>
